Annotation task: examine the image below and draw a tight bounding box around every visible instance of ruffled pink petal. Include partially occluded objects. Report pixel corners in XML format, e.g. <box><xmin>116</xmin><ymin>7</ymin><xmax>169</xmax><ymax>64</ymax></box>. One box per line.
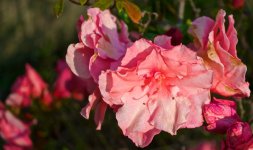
<box><xmin>226</xmin><ymin>15</ymin><xmax>238</xmax><ymax>58</ymax></box>
<box><xmin>154</xmin><ymin>35</ymin><xmax>173</xmax><ymax>49</ymax></box>
<box><xmin>125</xmin><ymin>128</ymin><xmax>160</xmax><ymax>148</ymax></box>
<box><xmin>137</xmin><ymin>50</ymin><xmax>169</xmax><ymax>77</ymax></box>
<box><xmin>215</xmin><ymin>44</ymin><xmax>250</xmax><ymax>97</ymax></box>
<box><xmin>161</xmin><ymin>45</ymin><xmax>198</xmax><ymax>62</ymax></box>
<box><xmin>148</xmin><ymin>86</ymin><xmax>191</xmax><ymax>135</ymax></box>
<box><xmin>94</xmin><ymin>101</ymin><xmax>107</xmax><ymax>130</ymax></box>
<box><xmin>121</xmin><ymin>39</ymin><xmax>153</xmax><ymax>68</ymax></box>
<box><xmin>99</xmin><ymin>68</ymin><xmax>144</xmax><ymax>106</ymax></box>
<box><xmin>77</xmin><ymin>16</ymin><xmax>84</xmax><ymax>42</ymax></box>
<box><xmin>116</xmin><ymin>90</ymin><xmax>160</xmax><ymax>147</ymax></box>
<box><xmin>188</xmin><ymin>16</ymin><xmax>215</xmax><ymax>50</ymax></box>
<box><xmin>80</xmin><ymin>88</ymin><xmax>107</xmax><ymax>130</ymax></box>
<box><xmin>97</xmin><ymin>10</ymin><xmax>125</xmax><ymax>60</ymax></box>
<box><xmin>81</xmin><ymin>91</ymin><xmax>98</xmax><ymax>120</ymax></box>
<box><xmin>213</xmin><ymin>10</ymin><xmax>230</xmax><ymax>51</ymax></box>
<box><xmin>96</xmin><ymin>38</ymin><xmax>123</xmax><ymax>60</ymax></box>
<box><xmin>185</xmin><ymin>90</ymin><xmax>211</xmax><ymax>128</ymax></box>
<box><xmin>66</xmin><ymin>43</ymin><xmax>93</xmax><ymax>79</ymax></box>
<box><xmin>116</xmin><ymin>91</ymin><xmax>151</xmax><ymax>133</ymax></box>
<box><xmin>89</xmin><ymin>55</ymin><xmax>112</xmax><ymax>82</ymax></box>
<box><xmin>119</xmin><ymin>21</ymin><xmax>131</xmax><ymax>44</ymax></box>
<box><xmin>80</xmin><ymin>20</ymin><xmax>99</xmax><ymax>49</ymax></box>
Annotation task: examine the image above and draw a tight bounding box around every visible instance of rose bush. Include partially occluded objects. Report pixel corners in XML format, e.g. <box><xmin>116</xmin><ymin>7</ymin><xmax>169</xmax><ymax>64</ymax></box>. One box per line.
<box><xmin>0</xmin><ymin>1</ymin><xmax>252</xmax><ymax>149</ymax></box>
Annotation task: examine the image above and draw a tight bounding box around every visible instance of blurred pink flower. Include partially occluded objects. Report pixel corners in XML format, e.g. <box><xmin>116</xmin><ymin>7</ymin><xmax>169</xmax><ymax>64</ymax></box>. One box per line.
<box><xmin>0</xmin><ymin>103</ymin><xmax>32</xmax><ymax>149</ymax></box>
<box><xmin>99</xmin><ymin>36</ymin><xmax>213</xmax><ymax>147</ymax></box>
<box><xmin>6</xmin><ymin>64</ymin><xmax>52</xmax><ymax>107</ymax></box>
<box><xmin>203</xmin><ymin>98</ymin><xmax>241</xmax><ymax>133</ymax></box>
<box><xmin>232</xmin><ymin>0</ymin><xmax>245</xmax><ymax>9</ymax></box>
<box><xmin>225</xmin><ymin>122</ymin><xmax>252</xmax><ymax>149</ymax></box>
<box><xmin>188</xmin><ymin>9</ymin><xmax>250</xmax><ymax>98</ymax></box>
<box><xmin>189</xmin><ymin>141</ymin><xmax>218</xmax><ymax>150</ymax></box>
<box><xmin>4</xmin><ymin>144</ymin><xmax>29</xmax><ymax>150</ymax></box>
<box><xmin>53</xmin><ymin>59</ymin><xmax>96</xmax><ymax>100</ymax></box>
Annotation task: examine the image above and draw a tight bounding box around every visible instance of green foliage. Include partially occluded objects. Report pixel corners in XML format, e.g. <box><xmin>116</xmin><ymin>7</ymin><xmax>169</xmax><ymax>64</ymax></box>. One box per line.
<box><xmin>54</xmin><ymin>0</ymin><xmax>64</xmax><ymax>17</ymax></box>
<box><xmin>93</xmin><ymin>0</ymin><xmax>114</xmax><ymax>10</ymax></box>
<box><xmin>79</xmin><ymin>0</ymin><xmax>87</xmax><ymax>6</ymax></box>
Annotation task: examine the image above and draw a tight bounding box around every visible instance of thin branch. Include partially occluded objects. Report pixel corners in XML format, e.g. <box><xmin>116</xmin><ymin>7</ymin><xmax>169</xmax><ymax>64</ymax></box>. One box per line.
<box><xmin>178</xmin><ymin>0</ymin><xmax>186</xmax><ymax>21</ymax></box>
<box><xmin>189</xmin><ymin>0</ymin><xmax>201</xmax><ymax>18</ymax></box>
<box><xmin>68</xmin><ymin>0</ymin><xmax>82</xmax><ymax>6</ymax></box>
<box><xmin>139</xmin><ymin>11</ymin><xmax>158</xmax><ymax>35</ymax></box>
<box><xmin>238</xmin><ymin>100</ymin><xmax>245</xmax><ymax>119</ymax></box>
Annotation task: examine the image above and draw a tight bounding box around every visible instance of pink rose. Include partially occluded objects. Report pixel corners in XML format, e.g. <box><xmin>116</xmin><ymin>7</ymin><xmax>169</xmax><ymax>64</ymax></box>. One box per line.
<box><xmin>53</xmin><ymin>59</ymin><xmax>96</xmax><ymax>100</ymax></box>
<box><xmin>188</xmin><ymin>9</ymin><xmax>250</xmax><ymax>98</ymax></box>
<box><xmin>0</xmin><ymin>103</ymin><xmax>32</xmax><ymax>149</ymax></box>
<box><xmin>203</xmin><ymin>98</ymin><xmax>241</xmax><ymax>133</ymax></box>
<box><xmin>6</xmin><ymin>64</ymin><xmax>52</xmax><ymax>107</ymax></box>
<box><xmin>226</xmin><ymin>122</ymin><xmax>252</xmax><ymax>149</ymax></box>
<box><xmin>99</xmin><ymin>36</ymin><xmax>213</xmax><ymax>147</ymax></box>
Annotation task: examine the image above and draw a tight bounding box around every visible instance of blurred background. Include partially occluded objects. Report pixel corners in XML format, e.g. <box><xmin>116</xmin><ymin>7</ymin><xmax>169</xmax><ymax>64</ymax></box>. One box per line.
<box><xmin>0</xmin><ymin>0</ymin><xmax>253</xmax><ymax>149</ymax></box>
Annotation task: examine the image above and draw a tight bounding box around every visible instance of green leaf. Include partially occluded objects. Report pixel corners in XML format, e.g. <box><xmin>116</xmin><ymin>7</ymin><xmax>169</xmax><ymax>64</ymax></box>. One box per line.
<box><xmin>53</xmin><ymin>0</ymin><xmax>64</xmax><ymax>18</ymax></box>
<box><xmin>79</xmin><ymin>0</ymin><xmax>87</xmax><ymax>5</ymax></box>
<box><xmin>116</xmin><ymin>0</ymin><xmax>123</xmax><ymax>12</ymax></box>
<box><xmin>93</xmin><ymin>0</ymin><xmax>114</xmax><ymax>10</ymax></box>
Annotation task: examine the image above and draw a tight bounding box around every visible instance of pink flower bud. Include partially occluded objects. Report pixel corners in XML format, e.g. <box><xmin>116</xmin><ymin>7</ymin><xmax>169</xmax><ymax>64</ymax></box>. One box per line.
<box><xmin>165</xmin><ymin>27</ymin><xmax>183</xmax><ymax>46</ymax></box>
<box><xmin>226</xmin><ymin>122</ymin><xmax>252</xmax><ymax>149</ymax></box>
<box><xmin>232</xmin><ymin>0</ymin><xmax>245</xmax><ymax>9</ymax></box>
<box><xmin>203</xmin><ymin>98</ymin><xmax>241</xmax><ymax>133</ymax></box>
